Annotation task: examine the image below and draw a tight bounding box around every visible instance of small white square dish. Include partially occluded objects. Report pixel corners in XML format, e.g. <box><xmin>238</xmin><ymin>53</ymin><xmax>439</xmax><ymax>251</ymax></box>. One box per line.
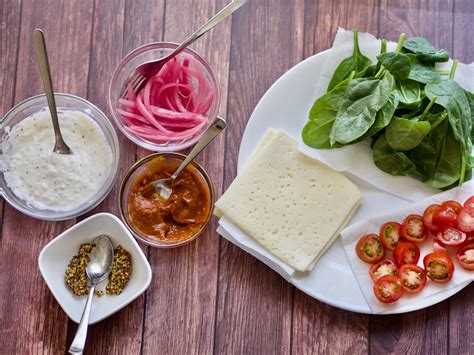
<box><xmin>38</xmin><ymin>213</ymin><xmax>152</xmax><ymax>324</ymax></box>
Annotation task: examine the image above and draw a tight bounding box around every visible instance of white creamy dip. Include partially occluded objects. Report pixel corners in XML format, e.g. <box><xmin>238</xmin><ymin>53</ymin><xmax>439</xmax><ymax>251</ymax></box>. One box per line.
<box><xmin>2</xmin><ymin>109</ymin><xmax>113</xmax><ymax>211</ymax></box>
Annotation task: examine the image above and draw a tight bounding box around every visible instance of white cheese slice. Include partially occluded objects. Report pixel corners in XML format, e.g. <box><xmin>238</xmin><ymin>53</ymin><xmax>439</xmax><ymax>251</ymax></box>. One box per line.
<box><xmin>215</xmin><ymin>130</ymin><xmax>362</xmax><ymax>271</ymax></box>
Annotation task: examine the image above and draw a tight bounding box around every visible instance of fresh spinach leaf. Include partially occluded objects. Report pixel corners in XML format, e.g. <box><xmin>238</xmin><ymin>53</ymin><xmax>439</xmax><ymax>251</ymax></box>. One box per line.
<box><xmin>373</xmin><ymin>134</ymin><xmax>421</xmax><ymax>178</ymax></box>
<box><xmin>327</xmin><ymin>31</ymin><xmax>372</xmax><ymax>91</ymax></box>
<box><xmin>406</xmin><ymin>54</ymin><xmax>441</xmax><ymax>84</ymax></box>
<box><xmin>330</xmin><ymin>72</ymin><xmax>395</xmax><ymax>144</ymax></box>
<box><xmin>302</xmin><ymin>77</ymin><xmax>353</xmax><ymax>149</ymax></box>
<box><xmin>363</xmin><ymin>93</ymin><xmax>399</xmax><ymax>138</ymax></box>
<box><xmin>394</xmin><ymin>79</ymin><xmax>422</xmax><ymax>108</ymax></box>
<box><xmin>407</xmin><ymin>118</ymin><xmax>448</xmax><ymax>181</ymax></box>
<box><xmin>425</xmin><ymin>126</ymin><xmax>462</xmax><ymax>188</ymax></box>
<box><xmin>385</xmin><ymin>117</ymin><xmax>431</xmax><ymax>151</ymax></box>
<box><xmin>402</xmin><ymin>37</ymin><xmax>449</xmax><ymax>63</ymax></box>
<box><xmin>377</xmin><ymin>52</ymin><xmax>411</xmax><ymax>79</ymax></box>
<box><xmin>425</xmin><ymin>79</ymin><xmax>472</xmax><ymax>184</ymax></box>
<box><xmin>464</xmin><ymin>89</ymin><xmax>474</xmax><ymax>141</ymax></box>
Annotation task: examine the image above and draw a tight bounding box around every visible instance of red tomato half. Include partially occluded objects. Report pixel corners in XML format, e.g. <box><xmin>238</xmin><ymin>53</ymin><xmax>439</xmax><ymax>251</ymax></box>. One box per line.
<box><xmin>463</xmin><ymin>196</ymin><xmax>474</xmax><ymax>209</ymax></box>
<box><xmin>436</xmin><ymin>228</ymin><xmax>466</xmax><ymax>246</ymax></box>
<box><xmin>432</xmin><ymin>206</ymin><xmax>458</xmax><ymax>229</ymax></box>
<box><xmin>373</xmin><ymin>275</ymin><xmax>403</xmax><ymax>304</ymax></box>
<box><xmin>442</xmin><ymin>200</ymin><xmax>463</xmax><ymax>213</ymax></box>
<box><xmin>401</xmin><ymin>215</ymin><xmax>428</xmax><ymax>243</ymax></box>
<box><xmin>456</xmin><ymin>207</ymin><xmax>474</xmax><ymax>233</ymax></box>
<box><xmin>456</xmin><ymin>243</ymin><xmax>474</xmax><ymax>270</ymax></box>
<box><xmin>369</xmin><ymin>259</ymin><xmax>398</xmax><ymax>282</ymax></box>
<box><xmin>379</xmin><ymin>222</ymin><xmax>402</xmax><ymax>251</ymax></box>
<box><xmin>423</xmin><ymin>252</ymin><xmax>455</xmax><ymax>283</ymax></box>
<box><xmin>398</xmin><ymin>264</ymin><xmax>427</xmax><ymax>293</ymax></box>
<box><xmin>423</xmin><ymin>204</ymin><xmax>442</xmax><ymax>233</ymax></box>
<box><xmin>356</xmin><ymin>234</ymin><xmax>385</xmax><ymax>263</ymax></box>
<box><xmin>393</xmin><ymin>241</ymin><xmax>420</xmax><ymax>266</ymax></box>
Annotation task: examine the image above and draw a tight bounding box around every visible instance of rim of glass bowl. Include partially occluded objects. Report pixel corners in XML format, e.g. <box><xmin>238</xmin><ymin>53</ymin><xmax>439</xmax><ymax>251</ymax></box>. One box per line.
<box><xmin>118</xmin><ymin>152</ymin><xmax>215</xmax><ymax>248</ymax></box>
<box><xmin>0</xmin><ymin>93</ymin><xmax>120</xmax><ymax>221</ymax></box>
<box><xmin>108</xmin><ymin>42</ymin><xmax>221</xmax><ymax>152</ymax></box>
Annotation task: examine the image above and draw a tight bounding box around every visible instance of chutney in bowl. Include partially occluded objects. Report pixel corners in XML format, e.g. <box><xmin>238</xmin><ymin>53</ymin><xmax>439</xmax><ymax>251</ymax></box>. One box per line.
<box><xmin>119</xmin><ymin>153</ymin><xmax>214</xmax><ymax>248</ymax></box>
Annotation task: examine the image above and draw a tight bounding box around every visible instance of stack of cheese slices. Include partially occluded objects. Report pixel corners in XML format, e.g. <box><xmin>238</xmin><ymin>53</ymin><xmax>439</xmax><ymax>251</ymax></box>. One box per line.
<box><xmin>215</xmin><ymin>129</ymin><xmax>362</xmax><ymax>272</ymax></box>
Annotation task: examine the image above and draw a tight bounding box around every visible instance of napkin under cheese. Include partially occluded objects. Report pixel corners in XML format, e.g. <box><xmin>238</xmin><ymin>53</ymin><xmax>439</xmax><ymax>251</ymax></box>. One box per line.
<box><xmin>215</xmin><ymin>130</ymin><xmax>362</xmax><ymax>271</ymax></box>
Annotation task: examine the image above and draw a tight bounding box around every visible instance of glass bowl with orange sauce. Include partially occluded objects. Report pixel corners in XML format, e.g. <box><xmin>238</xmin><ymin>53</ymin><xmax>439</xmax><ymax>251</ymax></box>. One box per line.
<box><xmin>119</xmin><ymin>153</ymin><xmax>214</xmax><ymax>248</ymax></box>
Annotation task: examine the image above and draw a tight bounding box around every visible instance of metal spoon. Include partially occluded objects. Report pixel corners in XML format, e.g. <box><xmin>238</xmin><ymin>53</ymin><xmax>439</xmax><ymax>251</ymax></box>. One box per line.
<box><xmin>120</xmin><ymin>0</ymin><xmax>247</xmax><ymax>99</ymax></box>
<box><xmin>68</xmin><ymin>235</ymin><xmax>114</xmax><ymax>354</ymax></box>
<box><xmin>142</xmin><ymin>116</ymin><xmax>227</xmax><ymax>199</ymax></box>
<box><xmin>33</xmin><ymin>29</ymin><xmax>72</xmax><ymax>154</ymax></box>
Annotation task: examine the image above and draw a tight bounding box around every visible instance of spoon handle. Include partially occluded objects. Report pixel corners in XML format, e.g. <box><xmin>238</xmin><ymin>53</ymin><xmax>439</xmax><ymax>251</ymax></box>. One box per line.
<box><xmin>171</xmin><ymin>117</ymin><xmax>227</xmax><ymax>181</ymax></box>
<box><xmin>33</xmin><ymin>29</ymin><xmax>71</xmax><ymax>154</ymax></box>
<box><xmin>170</xmin><ymin>0</ymin><xmax>246</xmax><ymax>58</ymax></box>
<box><xmin>68</xmin><ymin>284</ymin><xmax>96</xmax><ymax>354</ymax></box>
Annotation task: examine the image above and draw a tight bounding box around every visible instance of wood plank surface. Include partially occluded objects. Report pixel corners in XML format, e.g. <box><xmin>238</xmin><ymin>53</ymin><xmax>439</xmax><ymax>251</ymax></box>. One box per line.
<box><xmin>141</xmin><ymin>1</ymin><xmax>230</xmax><ymax>354</ymax></box>
<box><xmin>215</xmin><ymin>1</ymin><xmax>304</xmax><ymax>353</ymax></box>
<box><xmin>370</xmin><ymin>1</ymin><xmax>455</xmax><ymax>354</ymax></box>
<box><xmin>0</xmin><ymin>0</ymin><xmax>94</xmax><ymax>353</ymax></box>
<box><xmin>63</xmin><ymin>1</ymin><xmax>147</xmax><ymax>354</ymax></box>
<box><xmin>1</xmin><ymin>1</ymin><xmax>473</xmax><ymax>354</ymax></box>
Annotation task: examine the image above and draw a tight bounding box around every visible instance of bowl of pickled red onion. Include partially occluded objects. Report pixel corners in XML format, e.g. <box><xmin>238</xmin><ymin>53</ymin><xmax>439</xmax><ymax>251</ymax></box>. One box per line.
<box><xmin>108</xmin><ymin>42</ymin><xmax>220</xmax><ymax>151</ymax></box>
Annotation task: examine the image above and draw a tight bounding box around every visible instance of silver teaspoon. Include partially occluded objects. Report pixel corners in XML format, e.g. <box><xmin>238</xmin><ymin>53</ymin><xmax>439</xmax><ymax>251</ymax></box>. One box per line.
<box><xmin>33</xmin><ymin>29</ymin><xmax>72</xmax><ymax>154</ymax></box>
<box><xmin>142</xmin><ymin>116</ymin><xmax>227</xmax><ymax>199</ymax></box>
<box><xmin>68</xmin><ymin>235</ymin><xmax>114</xmax><ymax>354</ymax></box>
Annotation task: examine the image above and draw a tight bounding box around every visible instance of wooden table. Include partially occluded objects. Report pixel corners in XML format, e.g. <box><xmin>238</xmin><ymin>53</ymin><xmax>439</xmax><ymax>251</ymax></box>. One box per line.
<box><xmin>1</xmin><ymin>0</ymin><xmax>473</xmax><ymax>353</ymax></box>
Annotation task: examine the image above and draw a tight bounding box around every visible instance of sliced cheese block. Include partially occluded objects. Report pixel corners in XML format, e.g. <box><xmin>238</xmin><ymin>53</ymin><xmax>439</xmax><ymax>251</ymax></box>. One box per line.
<box><xmin>215</xmin><ymin>130</ymin><xmax>362</xmax><ymax>271</ymax></box>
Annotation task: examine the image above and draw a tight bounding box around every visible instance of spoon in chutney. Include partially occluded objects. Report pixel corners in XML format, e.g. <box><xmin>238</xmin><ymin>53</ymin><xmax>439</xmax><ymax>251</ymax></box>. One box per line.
<box><xmin>142</xmin><ymin>116</ymin><xmax>227</xmax><ymax>200</ymax></box>
<box><xmin>33</xmin><ymin>29</ymin><xmax>72</xmax><ymax>154</ymax></box>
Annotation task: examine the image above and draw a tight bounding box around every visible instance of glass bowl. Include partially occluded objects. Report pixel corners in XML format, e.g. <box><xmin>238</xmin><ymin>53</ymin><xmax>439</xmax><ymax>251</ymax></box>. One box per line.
<box><xmin>0</xmin><ymin>93</ymin><xmax>120</xmax><ymax>221</ymax></box>
<box><xmin>108</xmin><ymin>42</ymin><xmax>220</xmax><ymax>152</ymax></box>
<box><xmin>118</xmin><ymin>153</ymin><xmax>215</xmax><ymax>248</ymax></box>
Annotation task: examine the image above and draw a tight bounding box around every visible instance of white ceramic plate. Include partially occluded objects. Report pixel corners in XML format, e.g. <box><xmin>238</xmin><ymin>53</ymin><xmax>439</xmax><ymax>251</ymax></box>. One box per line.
<box><xmin>39</xmin><ymin>213</ymin><xmax>152</xmax><ymax>324</ymax></box>
<box><xmin>237</xmin><ymin>49</ymin><xmax>468</xmax><ymax>314</ymax></box>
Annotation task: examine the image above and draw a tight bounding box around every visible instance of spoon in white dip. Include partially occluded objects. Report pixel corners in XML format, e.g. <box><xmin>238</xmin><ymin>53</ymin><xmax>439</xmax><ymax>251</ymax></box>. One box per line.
<box><xmin>33</xmin><ymin>29</ymin><xmax>72</xmax><ymax>154</ymax></box>
<box><xmin>68</xmin><ymin>235</ymin><xmax>114</xmax><ymax>354</ymax></box>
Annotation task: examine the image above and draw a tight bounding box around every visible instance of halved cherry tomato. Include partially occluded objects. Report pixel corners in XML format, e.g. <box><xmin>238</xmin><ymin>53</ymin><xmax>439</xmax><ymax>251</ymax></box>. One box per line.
<box><xmin>423</xmin><ymin>204</ymin><xmax>442</xmax><ymax>233</ymax></box>
<box><xmin>393</xmin><ymin>241</ymin><xmax>420</xmax><ymax>266</ymax></box>
<box><xmin>463</xmin><ymin>196</ymin><xmax>474</xmax><ymax>209</ymax></box>
<box><xmin>456</xmin><ymin>207</ymin><xmax>474</xmax><ymax>233</ymax></box>
<box><xmin>441</xmin><ymin>200</ymin><xmax>463</xmax><ymax>213</ymax></box>
<box><xmin>401</xmin><ymin>214</ymin><xmax>428</xmax><ymax>243</ymax></box>
<box><xmin>423</xmin><ymin>252</ymin><xmax>455</xmax><ymax>283</ymax></box>
<box><xmin>379</xmin><ymin>222</ymin><xmax>402</xmax><ymax>251</ymax></box>
<box><xmin>373</xmin><ymin>275</ymin><xmax>403</xmax><ymax>304</ymax></box>
<box><xmin>369</xmin><ymin>259</ymin><xmax>398</xmax><ymax>282</ymax></box>
<box><xmin>432</xmin><ymin>205</ymin><xmax>458</xmax><ymax>229</ymax></box>
<box><xmin>456</xmin><ymin>243</ymin><xmax>474</xmax><ymax>270</ymax></box>
<box><xmin>398</xmin><ymin>264</ymin><xmax>426</xmax><ymax>293</ymax></box>
<box><xmin>356</xmin><ymin>234</ymin><xmax>385</xmax><ymax>263</ymax></box>
<box><xmin>436</xmin><ymin>227</ymin><xmax>466</xmax><ymax>246</ymax></box>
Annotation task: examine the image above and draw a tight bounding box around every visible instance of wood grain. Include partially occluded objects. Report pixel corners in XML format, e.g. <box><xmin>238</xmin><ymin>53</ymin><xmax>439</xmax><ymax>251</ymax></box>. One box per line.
<box><xmin>0</xmin><ymin>1</ymin><xmax>94</xmax><ymax>353</ymax></box>
<box><xmin>0</xmin><ymin>0</ymin><xmax>21</xmax><ymax>116</ymax></box>
<box><xmin>371</xmin><ymin>1</ymin><xmax>454</xmax><ymax>353</ymax></box>
<box><xmin>61</xmin><ymin>1</ymin><xmax>147</xmax><ymax>354</ymax></box>
<box><xmin>448</xmin><ymin>1</ymin><xmax>474</xmax><ymax>354</ymax></box>
<box><xmin>141</xmin><ymin>1</ymin><xmax>231</xmax><ymax>354</ymax></box>
<box><xmin>215</xmin><ymin>1</ymin><xmax>303</xmax><ymax>353</ymax></box>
